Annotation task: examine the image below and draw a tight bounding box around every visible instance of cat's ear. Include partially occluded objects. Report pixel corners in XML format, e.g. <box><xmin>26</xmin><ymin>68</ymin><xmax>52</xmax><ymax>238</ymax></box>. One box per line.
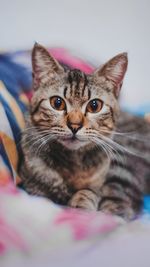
<box><xmin>94</xmin><ymin>53</ymin><xmax>128</xmax><ymax>97</ymax></box>
<box><xmin>32</xmin><ymin>43</ymin><xmax>64</xmax><ymax>90</ymax></box>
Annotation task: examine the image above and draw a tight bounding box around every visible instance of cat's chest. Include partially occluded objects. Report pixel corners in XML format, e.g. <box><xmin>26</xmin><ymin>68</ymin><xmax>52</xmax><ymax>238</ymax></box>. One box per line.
<box><xmin>59</xmin><ymin>163</ymin><xmax>108</xmax><ymax>192</ymax></box>
<box><xmin>46</xmin><ymin>148</ymin><xmax>109</xmax><ymax>192</ymax></box>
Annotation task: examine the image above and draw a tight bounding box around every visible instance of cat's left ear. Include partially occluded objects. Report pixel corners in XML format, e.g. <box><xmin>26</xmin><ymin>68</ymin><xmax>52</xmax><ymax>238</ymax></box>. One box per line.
<box><xmin>94</xmin><ymin>53</ymin><xmax>128</xmax><ymax>97</ymax></box>
<box><xmin>32</xmin><ymin>43</ymin><xmax>64</xmax><ymax>90</ymax></box>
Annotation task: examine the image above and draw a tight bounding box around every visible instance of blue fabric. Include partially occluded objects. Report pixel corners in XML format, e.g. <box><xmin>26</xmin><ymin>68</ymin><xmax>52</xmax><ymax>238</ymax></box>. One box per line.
<box><xmin>0</xmin><ymin>141</ymin><xmax>13</xmax><ymax>177</ymax></box>
<box><xmin>0</xmin><ymin>52</ymin><xmax>31</xmax><ymax>181</ymax></box>
<box><xmin>0</xmin><ymin>54</ymin><xmax>32</xmax><ymax>112</ymax></box>
<box><xmin>123</xmin><ymin>104</ymin><xmax>150</xmax><ymax>117</ymax></box>
<box><xmin>143</xmin><ymin>196</ymin><xmax>150</xmax><ymax>214</ymax></box>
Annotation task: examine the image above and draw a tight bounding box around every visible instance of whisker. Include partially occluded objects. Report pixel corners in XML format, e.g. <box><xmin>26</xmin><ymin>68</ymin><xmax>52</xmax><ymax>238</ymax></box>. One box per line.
<box><xmin>36</xmin><ymin>134</ymin><xmax>56</xmax><ymax>155</ymax></box>
<box><xmin>100</xmin><ymin>129</ymin><xmax>149</xmax><ymax>143</ymax></box>
<box><xmin>98</xmin><ymin>133</ymin><xmax>143</xmax><ymax>158</ymax></box>
<box><xmin>22</xmin><ymin>132</ymin><xmax>51</xmax><ymax>148</ymax></box>
<box><xmin>91</xmin><ymin>136</ymin><xmax>124</xmax><ymax>165</ymax></box>
<box><xmin>92</xmin><ymin>140</ymin><xmax>110</xmax><ymax>160</ymax></box>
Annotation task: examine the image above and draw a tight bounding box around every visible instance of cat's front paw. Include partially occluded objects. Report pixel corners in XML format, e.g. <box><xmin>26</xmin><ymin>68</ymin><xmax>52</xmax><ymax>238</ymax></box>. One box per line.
<box><xmin>99</xmin><ymin>199</ymin><xmax>135</xmax><ymax>220</ymax></box>
<box><xmin>68</xmin><ymin>189</ymin><xmax>99</xmax><ymax>211</ymax></box>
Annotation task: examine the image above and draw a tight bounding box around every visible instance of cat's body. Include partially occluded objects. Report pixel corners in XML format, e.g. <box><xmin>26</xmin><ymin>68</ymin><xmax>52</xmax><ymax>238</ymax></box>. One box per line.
<box><xmin>19</xmin><ymin>44</ymin><xmax>150</xmax><ymax>220</ymax></box>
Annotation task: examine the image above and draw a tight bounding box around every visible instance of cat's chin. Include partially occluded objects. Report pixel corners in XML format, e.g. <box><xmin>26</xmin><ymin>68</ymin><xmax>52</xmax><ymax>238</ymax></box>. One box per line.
<box><xmin>58</xmin><ymin>138</ymin><xmax>90</xmax><ymax>150</ymax></box>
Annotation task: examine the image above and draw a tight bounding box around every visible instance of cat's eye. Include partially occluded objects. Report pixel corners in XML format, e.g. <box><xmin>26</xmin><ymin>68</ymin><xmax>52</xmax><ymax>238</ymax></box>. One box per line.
<box><xmin>50</xmin><ymin>96</ymin><xmax>66</xmax><ymax>111</ymax></box>
<box><xmin>86</xmin><ymin>99</ymin><xmax>103</xmax><ymax>113</ymax></box>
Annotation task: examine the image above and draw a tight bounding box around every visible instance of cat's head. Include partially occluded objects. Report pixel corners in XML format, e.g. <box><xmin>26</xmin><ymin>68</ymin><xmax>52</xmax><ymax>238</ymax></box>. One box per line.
<box><xmin>30</xmin><ymin>43</ymin><xmax>128</xmax><ymax>150</ymax></box>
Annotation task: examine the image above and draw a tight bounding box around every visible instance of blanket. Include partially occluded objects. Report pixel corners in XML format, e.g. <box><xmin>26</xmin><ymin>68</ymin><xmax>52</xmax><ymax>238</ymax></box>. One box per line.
<box><xmin>0</xmin><ymin>49</ymin><xmax>150</xmax><ymax>267</ymax></box>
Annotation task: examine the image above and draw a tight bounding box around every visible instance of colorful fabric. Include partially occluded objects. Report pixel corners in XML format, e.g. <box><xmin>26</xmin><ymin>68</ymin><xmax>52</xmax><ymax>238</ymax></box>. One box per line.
<box><xmin>0</xmin><ymin>175</ymin><xmax>122</xmax><ymax>255</ymax></box>
<box><xmin>0</xmin><ymin>167</ymin><xmax>150</xmax><ymax>267</ymax></box>
<box><xmin>0</xmin><ymin>49</ymin><xmax>150</xmax><ymax>266</ymax></box>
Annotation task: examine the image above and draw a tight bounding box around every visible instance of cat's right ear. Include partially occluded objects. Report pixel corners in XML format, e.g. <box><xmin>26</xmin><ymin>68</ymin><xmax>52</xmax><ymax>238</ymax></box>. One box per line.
<box><xmin>32</xmin><ymin>43</ymin><xmax>64</xmax><ymax>90</ymax></box>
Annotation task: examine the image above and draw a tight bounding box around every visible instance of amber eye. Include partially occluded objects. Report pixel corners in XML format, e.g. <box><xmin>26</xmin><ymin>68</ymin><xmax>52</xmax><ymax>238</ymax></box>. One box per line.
<box><xmin>50</xmin><ymin>96</ymin><xmax>66</xmax><ymax>111</ymax></box>
<box><xmin>86</xmin><ymin>99</ymin><xmax>103</xmax><ymax>113</ymax></box>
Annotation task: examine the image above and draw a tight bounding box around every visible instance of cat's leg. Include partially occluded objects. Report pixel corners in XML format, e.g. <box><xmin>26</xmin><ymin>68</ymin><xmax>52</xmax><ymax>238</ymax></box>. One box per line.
<box><xmin>68</xmin><ymin>189</ymin><xmax>100</xmax><ymax>211</ymax></box>
<box><xmin>99</xmin><ymin>177</ymin><xmax>143</xmax><ymax>220</ymax></box>
<box><xmin>19</xmin><ymin>157</ymin><xmax>71</xmax><ymax>204</ymax></box>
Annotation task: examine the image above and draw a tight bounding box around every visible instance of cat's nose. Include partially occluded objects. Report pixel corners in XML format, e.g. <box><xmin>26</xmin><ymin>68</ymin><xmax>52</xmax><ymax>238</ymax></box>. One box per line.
<box><xmin>67</xmin><ymin>111</ymin><xmax>83</xmax><ymax>134</ymax></box>
<box><xmin>67</xmin><ymin>122</ymin><xmax>82</xmax><ymax>135</ymax></box>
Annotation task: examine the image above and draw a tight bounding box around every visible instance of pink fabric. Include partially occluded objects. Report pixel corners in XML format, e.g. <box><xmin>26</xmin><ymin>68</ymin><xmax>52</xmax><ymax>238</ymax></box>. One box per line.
<box><xmin>0</xmin><ymin>174</ymin><xmax>121</xmax><ymax>257</ymax></box>
<box><xmin>49</xmin><ymin>48</ymin><xmax>94</xmax><ymax>74</ymax></box>
<box><xmin>55</xmin><ymin>209</ymin><xmax>118</xmax><ymax>240</ymax></box>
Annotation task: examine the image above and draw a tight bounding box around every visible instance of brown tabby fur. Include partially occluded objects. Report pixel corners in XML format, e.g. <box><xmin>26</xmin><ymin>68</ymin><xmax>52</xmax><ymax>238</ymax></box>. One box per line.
<box><xmin>19</xmin><ymin>44</ymin><xmax>150</xmax><ymax>220</ymax></box>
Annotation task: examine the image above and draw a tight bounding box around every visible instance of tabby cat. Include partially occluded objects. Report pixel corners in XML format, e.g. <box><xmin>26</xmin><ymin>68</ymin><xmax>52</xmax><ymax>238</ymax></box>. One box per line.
<box><xmin>19</xmin><ymin>43</ymin><xmax>150</xmax><ymax>220</ymax></box>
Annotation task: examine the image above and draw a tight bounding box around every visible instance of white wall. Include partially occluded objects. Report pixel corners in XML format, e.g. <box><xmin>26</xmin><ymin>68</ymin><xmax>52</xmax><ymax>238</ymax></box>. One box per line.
<box><xmin>0</xmin><ymin>0</ymin><xmax>150</xmax><ymax>109</ymax></box>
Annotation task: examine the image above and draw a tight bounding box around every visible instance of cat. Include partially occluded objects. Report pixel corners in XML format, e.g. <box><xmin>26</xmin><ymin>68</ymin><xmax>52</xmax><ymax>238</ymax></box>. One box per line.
<box><xmin>19</xmin><ymin>43</ymin><xmax>150</xmax><ymax>220</ymax></box>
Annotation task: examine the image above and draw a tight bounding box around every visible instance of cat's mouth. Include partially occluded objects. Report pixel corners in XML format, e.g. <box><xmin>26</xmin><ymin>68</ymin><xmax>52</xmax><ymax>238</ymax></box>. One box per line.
<box><xmin>71</xmin><ymin>135</ymin><xmax>78</xmax><ymax>141</ymax></box>
<box><xmin>58</xmin><ymin>135</ymin><xmax>89</xmax><ymax>150</ymax></box>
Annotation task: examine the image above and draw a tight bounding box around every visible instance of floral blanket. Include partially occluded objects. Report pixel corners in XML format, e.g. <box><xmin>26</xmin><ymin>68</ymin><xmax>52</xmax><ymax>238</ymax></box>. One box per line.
<box><xmin>0</xmin><ymin>49</ymin><xmax>150</xmax><ymax>267</ymax></box>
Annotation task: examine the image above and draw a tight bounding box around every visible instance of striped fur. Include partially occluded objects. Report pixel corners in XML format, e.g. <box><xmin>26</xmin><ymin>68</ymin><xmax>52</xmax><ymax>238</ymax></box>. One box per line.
<box><xmin>19</xmin><ymin>44</ymin><xmax>150</xmax><ymax>220</ymax></box>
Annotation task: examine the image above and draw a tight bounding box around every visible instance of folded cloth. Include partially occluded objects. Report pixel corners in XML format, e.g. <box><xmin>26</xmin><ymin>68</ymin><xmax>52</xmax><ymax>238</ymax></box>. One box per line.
<box><xmin>0</xmin><ymin>81</ymin><xmax>27</xmax><ymax>184</ymax></box>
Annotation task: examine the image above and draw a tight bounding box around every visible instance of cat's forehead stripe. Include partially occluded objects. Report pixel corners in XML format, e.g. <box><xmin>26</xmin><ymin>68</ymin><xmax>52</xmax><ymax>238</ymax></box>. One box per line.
<box><xmin>65</xmin><ymin>69</ymin><xmax>90</xmax><ymax>100</ymax></box>
<box><xmin>64</xmin><ymin>87</ymin><xmax>67</xmax><ymax>98</ymax></box>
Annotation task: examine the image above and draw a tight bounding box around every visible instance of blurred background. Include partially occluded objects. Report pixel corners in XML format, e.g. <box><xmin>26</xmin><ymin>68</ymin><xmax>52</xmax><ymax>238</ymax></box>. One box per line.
<box><xmin>0</xmin><ymin>0</ymin><xmax>150</xmax><ymax>111</ymax></box>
